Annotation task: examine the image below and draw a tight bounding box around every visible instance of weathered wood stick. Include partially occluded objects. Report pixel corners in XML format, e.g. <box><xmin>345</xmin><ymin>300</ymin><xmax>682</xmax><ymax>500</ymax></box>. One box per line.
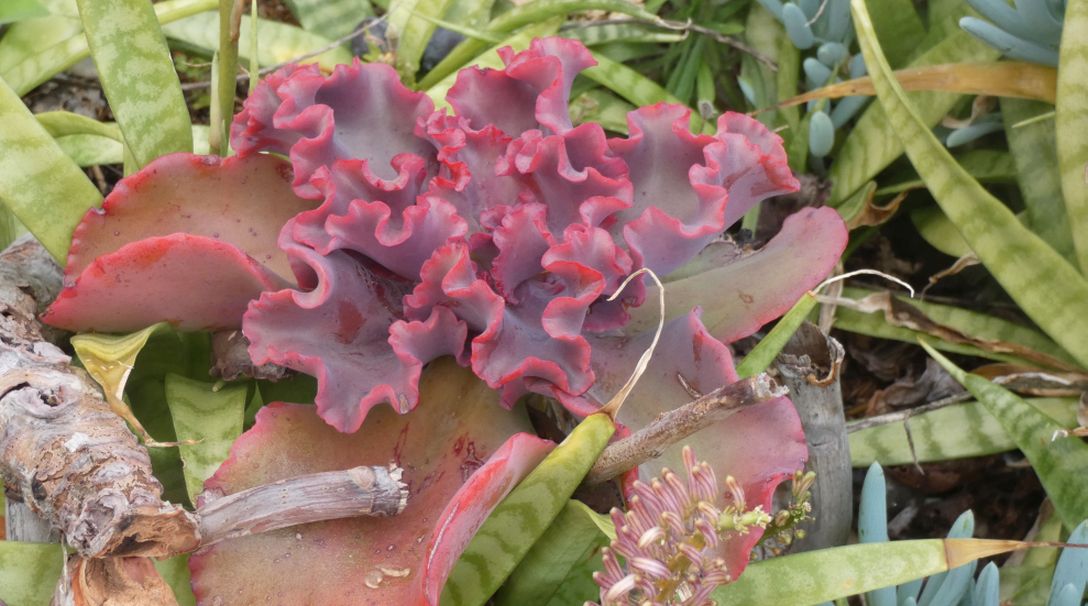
<box><xmin>584</xmin><ymin>374</ymin><xmax>787</xmax><ymax>485</ymax></box>
<box><xmin>195</xmin><ymin>465</ymin><xmax>408</xmax><ymax>547</ymax></box>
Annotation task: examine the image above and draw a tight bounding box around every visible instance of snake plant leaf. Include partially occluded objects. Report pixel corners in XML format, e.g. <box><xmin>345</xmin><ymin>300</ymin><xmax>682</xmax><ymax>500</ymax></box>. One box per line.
<box><xmin>570</xmin><ymin>89</ymin><xmax>636</xmax><ymax>134</ymax></box>
<box><xmin>0</xmin><ymin>0</ymin><xmax>49</xmax><ymax>25</ymax></box>
<box><xmin>0</xmin><ymin>77</ymin><xmax>102</xmax><ymax>261</ymax></box>
<box><xmin>416</xmin><ymin>0</ymin><xmax>661</xmax><ymax>89</ymax></box>
<box><xmin>1055</xmin><ymin>0</ymin><xmax>1088</xmax><ymax>274</ymax></box>
<box><xmin>879</xmin><ymin>149</ymin><xmax>1016</xmax><ymax>197</ymax></box>
<box><xmin>583</xmin><ymin>50</ymin><xmax>687</xmax><ymax>113</ymax></box>
<box><xmin>1</xmin><ymin>0</ymin><xmax>218</xmax><ymax>96</ymax></box>
<box><xmin>76</xmin><ymin>0</ymin><xmax>193</xmax><ymax>169</ymax></box>
<box><xmin>865</xmin><ymin>0</ymin><xmax>926</xmax><ymax>66</ymax></box>
<box><xmin>164</xmin><ymin>374</ymin><xmax>246</xmax><ymax>501</ymax></box>
<box><xmin>1002</xmin><ymin>99</ymin><xmax>1076</xmax><ymax>265</ymax></box>
<box><xmin>0</xmin><ymin>541</ymin><xmax>65</xmax><ymax>606</ymax></box>
<box><xmin>154</xmin><ymin>555</ymin><xmax>196</xmax><ymax>606</ymax></box>
<box><xmin>921</xmin><ymin>342</ymin><xmax>1088</xmax><ymax>529</ymax></box>
<box><xmin>284</xmin><ymin>0</ymin><xmax>372</xmax><ymax>39</ymax></box>
<box><xmin>442</xmin><ymin>413</ymin><xmax>616</xmax><ymax>606</ymax></box>
<box><xmin>0</xmin><ymin>6</ymin><xmax>81</xmax><ymax>73</ymax></box>
<box><xmin>712</xmin><ymin>539</ymin><xmax>1027</xmax><ymax>605</ymax></box>
<box><xmin>387</xmin><ymin>0</ymin><xmax>456</xmax><ymax>82</ymax></box>
<box><xmin>491</xmin><ymin>500</ymin><xmax>609</xmax><ymax>606</ymax></box>
<box><xmin>163</xmin><ymin>12</ymin><xmax>352</xmax><ymax>72</ymax></box>
<box><xmin>849</xmin><ymin>397</ymin><xmax>1079</xmax><ymax>467</ymax></box>
<box><xmin>852</xmin><ymin>0</ymin><xmax>1088</xmax><ymax>370</ymax></box>
<box><xmin>828</xmin><ymin>19</ymin><xmax>1000</xmax><ymax>205</ymax></box>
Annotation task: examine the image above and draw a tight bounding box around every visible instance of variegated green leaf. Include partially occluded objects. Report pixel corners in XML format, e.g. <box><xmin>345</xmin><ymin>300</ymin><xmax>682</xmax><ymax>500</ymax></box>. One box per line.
<box><xmin>443</xmin><ymin>413</ymin><xmax>615</xmax><ymax>606</ymax></box>
<box><xmin>851</xmin><ymin>0</ymin><xmax>1088</xmax><ymax>370</ymax></box>
<box><xmin>0</xmin><ymin>8</ymin><xmax>81</xmax><ymax>73</ymax></box>
<box><xmin>833</xmin><ymin>287</ymin><xmax>1077</xmax><ymax>369</ymax></box>
<box><xmin>0</xmin><ymin>541</ymin><xmax>64</xmax><ymax>606</ymax></box>
<box><xmin>584</xmin><ymin>50</ymin><xmax>686</xmax><ymax>108</ymax></box>
<box><xmin>284</xmin><ymin>0</ymin><xmax>372</xmax><ymax>39</ymax></box>
<box><xmin>570</xmin><ymin>88</ymin><xmax>634</xmax><ymax>134</ymax></box>
<box><xmin>921</xmin><ymin>342</ymin><xmax>1088</xmax><ymax>528</ymax></box>
<box><xmin>910</xmin><ymin>205</ymin><xmax>972</xmax><ymax>258</ymax></box>
<box><xmin>154</xmin><ymin>555</ymin><xmax>197</xmax><ymax>606</ymax></box>
<box><xmin>424</xmin><ymin>19</ymin><xmax>561</xmax><ymax>107</ymax></box>
<box><xmin>1055</xmin><ymin>0</ymin><xmax>1088</xmax><ymax>274</ymax></box>
<box><xmin>416</xmin><ymin>0</ymin><xmax>660</xmax><ymax>89</ymax></box>
<box><xmin>443</xmin><ymin>0</ymin><xmax>494</xmax><ymax>28</ymax></box>
<box><xmin>211</xmin><ymin>0</ymin><xmax>240</xmax><ymax>156</ymax></box>
<box><xmin>387</xmin><ymin>0</ymin><xmax>456</xmax><ymax>82</ymax></box>
<box><xmin>165</xmin><ymin>374</ymin><xmax>246</xmax><ymax>501</ymax></box>
<box><xmin>0</xmin><ymin>76</ymin><xmax>102</xmax><ymax>261</ymax></box>
<box><xmin>712</xmin><ymin>539</ymin><xmax>1024</xmax><ymax>605</ymax></box>
<box><xmin>865</xmin><ymin>0</ymin><xmax>925</xmax><ymax>67</ymax></box>
<box><xmin>1</xmin><ymin>0</ymin><xmax>212</xmax><ymax>95</ymax></box>
<box><xmin>828</xmin><ymin>18</ymin><xmax>1000</xmax><ymax>205</ymax></box>
<box><xmin>876</xmin><ymin>149</ymin><xmax>1016</xmax><ymax>196</ymax></box>
<box><xmin>849</xmin><ymin>397</ymin><xmax>1078</xmax><ymax>467</ymax></box>
<box><xmin>736</xmin><ymin>292</ymin><xmax>818</xmax><ymax>378</ymax></box>
<box><xmin>76</xmin><ymin>0</ymin><xmax>193</xmax><ymax>169</ymax></box>
<box><xmin>1003</xmin><ymin>99</ymin><xmax>1076</xmax><ymax>266</ymax></box>
<box><xmin>0</xmin><ymin>0</ymin><xmax>48</xmax><ymax>24</ymax></box>
<box><xmin>492</xmin><ymin>499</ymin><xmax>609</xmax><ymax>606</ymax></box>
<box><xmin>563</xmin><ymin>22</ymin><xmax>684</xmax><ymax>46</ymax></box>
<box><xmin>163</xmin><ymin>11</ymin><xmax>352</xmax><ymax>71</ymax></box>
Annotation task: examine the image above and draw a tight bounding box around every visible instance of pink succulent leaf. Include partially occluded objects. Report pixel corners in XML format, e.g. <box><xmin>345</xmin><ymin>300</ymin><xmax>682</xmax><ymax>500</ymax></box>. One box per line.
<box><xmin>564</xmin><ymin>311</ymin><xmax>807</xmax><ymax>576</ymax></box>
<box><xmin>422</xmin><ymin>116</ymin><xmax>525</xmax><ymax>230</ymax></box>
<box><xmin>230</xmin><ymin>60</ymin><xmax>439</xmax><ymax>198</ymax></box>
<box><xmin>611</xmin><ymin>108</ymin><xmax>799</xmax><ymax>276</ymax></box>
<box><xmin>499</xmin><ymin>124</ymin><xmax>631</xmax><ymax>237</ymax></box>
<box><xmin>243</xmin><ymin>248</ymin><xmax>433</xmax><ymax>433</ymax></box>
<box><xmin>324</xmin><ymin>196</ymin><xmax>469</xmax><ymax>280</ymax></box>
<box><xmin>43</xmin><ymin>235</ymin><xmax>289</xmax><ymax>332</ymax></box>
<box><xmin>189</xmin><ymin>361</ymin><xmax>555</xmax><ymax>606</ymax></box>
<box><xmin>61</xmin><ymin>153</ymin><xmax>311</xmax><ymax>283</ymax></box>
<box><xmin>229</xmin><ymin>63</ymin><xmax>321</xmax><ymax>159</ymax></box>
<box><xmin>626</xmin><ymin>206</ymin><xmax>848</xmax><ymax>344</ymax></box>
<box><xmin>447</xmin><ymin>37</ymin><xmax>596</xmax><ymax>135</ymax></box>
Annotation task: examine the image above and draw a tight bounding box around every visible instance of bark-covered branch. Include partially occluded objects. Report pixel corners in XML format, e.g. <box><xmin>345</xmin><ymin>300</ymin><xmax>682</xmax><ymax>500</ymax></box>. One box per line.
<box><xmin>584</xmin><ymin>374</ymin><xmax>787</xmax><ymax>485</ymax></box>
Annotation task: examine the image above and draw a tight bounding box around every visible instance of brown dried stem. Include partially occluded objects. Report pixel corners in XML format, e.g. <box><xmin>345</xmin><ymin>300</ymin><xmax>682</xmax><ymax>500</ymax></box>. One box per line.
<box><xmin>584</xmin><ymin>374</ymin><xmax>787</xmax><ymax>485</ymax></box>
<box><xmin>195</xmin><ymin>465</ymin><xmax>408</xmax><ymax>547</ymax></box>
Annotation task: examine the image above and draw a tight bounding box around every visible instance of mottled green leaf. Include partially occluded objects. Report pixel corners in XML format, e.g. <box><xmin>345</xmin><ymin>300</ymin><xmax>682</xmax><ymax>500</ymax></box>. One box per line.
<box><xmin>387</xmin><ymin>0</ymin><xmax>455</xmax><ymax>82</ymax></box>
<box><xmin>0</xmin><ymin>541</ymin><xmax>64</xmax><ymax>606</ymax></box>
<box><xmin>284</xmin><ymin>0</ymin><xmax>372</xmax><ymax>39</ymax></box>
<box><xmin>876</xmin><ymin>149</ymin><xmax>1016</xmax><ymax>196</ymax></box>
<box><xmin>1055</xmin><ymin>0</ymin><xmax>1088</xmax><ymax>274</ymax></box>
<box><xmin>571</xmin><ymin>88</ymin><xmax>634</xmax><ymax>134</ymax></box>
<box><xmin>922</xmin><ymin>342</ymin><xmax>1088</xmax><ymax>529</ymax></box>
<box><xmin>76</xmin><ymin>0</ymin><xmax>193</xmax><ymax>169</ymax></box>
<box><xmin>0</xmin><ymin>76</ymin><xmax>102</xmax><ymax>261</ymax></box>
<box><xmin>424</xmin><ymin>19</ymin><xmax>561</xmax><ymax>107</ymax></box>
<box><xmin>417</xmin><ymin>0</ymin><xmax>660</xmax><ymax>89</ymax></box>
<box><xmin>165</xmin><ymin>374</ymin><xmax>246</xmax><ymax>501</ymax></box>
<box><xmin>443</xmin><ymin>0</ymin><xmax>493</xmax><ymax>28</ymax></box>
<box><xmin>1003</xmin><ymin>100</ymin><xmax>1076</xmax><ymax>265</ymax></box>
<box><xmin>164</xmin><ymin>11</ymin><xmax>352</xmax><ymax>71</ymax></box>
<box><xmin>865</xmin><ymin>0</ymin><xmax>925</xmax><ymax>67</ymax></box>
<box><xmin>0</xmin><ymin>8</ymin><xmax>81</xmax><ymax>73</ymax></box>
<box><xmin>564</xmin><ymin>22</ymin><xmax>684</xmax><ymax>46</ymax></box>
<box><xmin>443</xmin><ymin>413</ymin><xmax>615</xmax><ymax>606</ymax></box>
<box><xmin>852</xmin><ymin>0</ymin><xmax>1088</xmax><ymax>369</ymax></box>
<box><xmin>492</xmin><ymin>499</ymin><xmax>609</xmax><ymax>606</ymax></box>
<box><xmin>0</xmin><ymin>0</ymin><xmax>49</xmax><ymax>25</ymax></box>
<box><xmin>584</xmin><ymin>50</ymin><xmax>687</xmax><ymax>110</ymax></box>
<box><xmin>154</xmin><ymin>555</ymin><xmax>197</xmax><ymax>606</ymax></box>
<box><xmin>712</xmin><ymin>539</ymin><xmax>1021</xmax><ymax>605</ymax></box>
<box><xmin>736</xmin><ymin>292</ymin><xmax>818</xmax><ymax>378</ymax></box>
<box><xmin>828</xmin><ymin>19</ymin><xmax>1000</xmax><ymax>205</ymax></box>
<box><xmin>849</xmin><ymin>397</ymin><xmax>1078</xmax><ymax>467</ymax></box>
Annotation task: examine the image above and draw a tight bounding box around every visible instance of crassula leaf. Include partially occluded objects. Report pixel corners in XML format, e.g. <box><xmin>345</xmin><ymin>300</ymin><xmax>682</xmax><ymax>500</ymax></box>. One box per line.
<box><xmin>189</xmin><ymin>360</ymin><xmax>554</xmax><ymax>605</ymax></box>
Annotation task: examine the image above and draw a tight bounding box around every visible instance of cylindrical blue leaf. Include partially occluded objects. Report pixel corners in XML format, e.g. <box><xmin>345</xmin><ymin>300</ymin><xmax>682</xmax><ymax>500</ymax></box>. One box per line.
<box><xmin>959</xmin><ymin>16</ymin><xmax>1060</xmax><ymax>65</ymax></box>
<box><xmin>818</xmin><ymin>41</ymin><xmax>849</xmax><ymax>66</ymax></box>
<box><xmin>858</xmin><ymin>463</ymin><xmax>896</xmax><ymax>606</ymax></box>
<box><xmin>967</xmin><ymin>0</ymin><xmax>1043</xmax><ymax>40</ymax></box>
<box><xmin>782</xmin><ymin>3</ymin><xmax>815</xmax><ymax>49</ymax></box>
<box><xmin>971</xmin><ymin>563</ymin><xmax>1000</xmax><ymax>606</ymax></box>
<box><xmin>804</xmin><ymin>57</ymin><xmax>833</xmax><ymax>88</ymax></box>
<box><xmin>798</xmin><ymin>0</ymin><xmax>820</xmax><ymax>18</ymax></box>
<box><xmin>830</xmin><ymin>95</ymin><xmax>867</xmax><ymax>127</ymax></box>
<box><xmin>825</xmin><ymin>0</ymin><xmax>851</xmax><ymax>41</ymax></box>
<box><xmin>1016</xmin><ymin>0</ymin><xmax>1064</xmax><ymax>40</ymax></box>
<box><xmin>756</xmin><ymin>0</ymin><xmax>785</xmax><ymax>20</ymax></box>
<box><xmin>899</xmin><ymin>579</ymin><xmax>925</xmax><ymax>605</ymax></box>
<box><xmin>945</xmin><ymin>119</ymin><xmax>1004</xmax><ymax>148</ymax></box>
<box><xmin>1047</xmin><ymin>520</ymin><xmax>1088</xmax><ymax>605</ymax></box>
<box><xmin>849</xmin><ymin>52</ymin><xmax>868</xmax><ymax>78</ymax></box>
<box><xmin>1047</xmin><ymin>584</ymin><xmax>1081</xmax><ymax>606</ymax></box>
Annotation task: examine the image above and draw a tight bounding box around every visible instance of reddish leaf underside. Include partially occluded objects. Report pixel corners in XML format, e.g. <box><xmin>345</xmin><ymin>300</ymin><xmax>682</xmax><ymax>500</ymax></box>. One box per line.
<box><xmin>189</xmin><ymin>360</ymin><xmax>553</xmax><ymax>606</ymax></box>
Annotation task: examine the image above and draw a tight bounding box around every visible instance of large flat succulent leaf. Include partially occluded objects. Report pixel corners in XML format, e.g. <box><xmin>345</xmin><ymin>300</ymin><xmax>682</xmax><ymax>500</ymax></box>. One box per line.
<box><xmin>627</xmin><ymin>207</ymin><xmax>848</xmax><ymax>343</ymax></box>
<box><xmin>43</xmin><ymin>234</ymin><xmax>290</xmax><ymax>332</ymax></box>
<box><xmin>42</xmin><ymin>153</ymin><xmax>312</xmax><ymax>331</ymax></box>
<box><xmin>189</xmin><ymin>359</ymin><xmax>554</xmax><ymax>606</ymax></box>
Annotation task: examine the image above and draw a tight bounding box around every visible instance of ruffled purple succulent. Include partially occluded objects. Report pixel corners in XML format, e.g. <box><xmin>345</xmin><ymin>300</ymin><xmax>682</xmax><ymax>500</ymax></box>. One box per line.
<box><xmin>43</xmin><ymin>37</ymin><xmax>848</xmax><ymax>592</ymax></box>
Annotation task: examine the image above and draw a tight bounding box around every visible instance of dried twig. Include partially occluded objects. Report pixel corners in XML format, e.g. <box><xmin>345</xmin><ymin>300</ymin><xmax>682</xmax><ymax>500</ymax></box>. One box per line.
<box><xmin>584</xmin><ymin>375</ymin><xmax>787</xmax><ymax>485</ymax></box>
<box><xmin>196</xmin><ymin>465</ymin><xmax>408</xmax><ymax>547</ymax></box>
<box><xmin>845</xmin><ymin>392</ymin><xmax>973</xmax><ymax>433</ymax></box>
